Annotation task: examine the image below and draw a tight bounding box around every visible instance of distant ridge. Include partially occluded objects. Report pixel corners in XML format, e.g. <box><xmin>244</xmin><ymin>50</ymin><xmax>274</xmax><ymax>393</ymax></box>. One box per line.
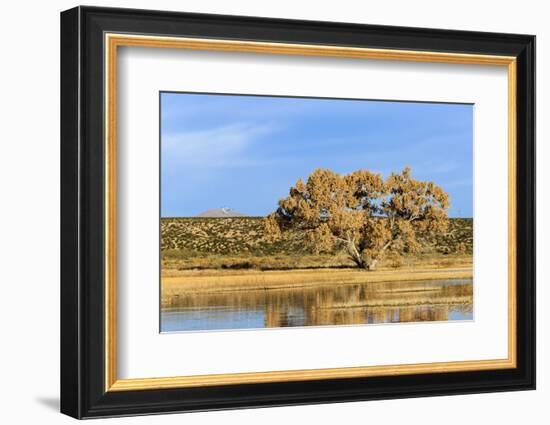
<box><xmin>197</xmin><ymin>207</ymin><xmax>246</xmax><ymax>218</ymax></box>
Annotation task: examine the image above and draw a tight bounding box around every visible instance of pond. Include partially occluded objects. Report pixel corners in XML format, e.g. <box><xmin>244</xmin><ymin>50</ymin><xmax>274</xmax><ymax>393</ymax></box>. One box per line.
<box><xmin>161</xmin><ymin>278</ymin><xmax>473</xmax><ymax>333</ymax></box>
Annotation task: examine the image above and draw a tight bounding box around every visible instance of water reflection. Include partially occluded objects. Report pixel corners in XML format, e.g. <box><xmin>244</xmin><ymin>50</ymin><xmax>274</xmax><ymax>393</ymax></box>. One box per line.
<box><xmin>161</xmin><ymin>278</ymin><xmax>473</xmax><ymax>332</ymax></box>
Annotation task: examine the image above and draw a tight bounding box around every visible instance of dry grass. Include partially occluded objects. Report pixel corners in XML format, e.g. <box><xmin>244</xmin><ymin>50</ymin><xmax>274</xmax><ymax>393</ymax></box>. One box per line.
<box><xmin>162</xmin><ymin>266</ymin><xmax>473</xmax><ymax>296</ymax></box>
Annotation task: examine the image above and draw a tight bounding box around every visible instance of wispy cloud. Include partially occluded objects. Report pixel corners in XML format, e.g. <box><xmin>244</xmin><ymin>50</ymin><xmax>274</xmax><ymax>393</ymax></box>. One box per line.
<box><xmin>162</xmin><ymin>122</ymin><xmax>277</xmax><ymax>167</ymax></box>
<box><xmin>445</xmin><ymin>178</ymin><xmax>473</xmax><ymax>188</ymax></box>
<box><xmin>416</xmin><ymin>160</ymin><xmax>461</xmax><ymax>175</ymax></box>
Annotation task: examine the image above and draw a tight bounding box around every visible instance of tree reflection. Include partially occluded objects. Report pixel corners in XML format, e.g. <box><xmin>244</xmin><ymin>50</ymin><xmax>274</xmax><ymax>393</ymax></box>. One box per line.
<box><xmin>162</xmin><ymin>279</ymin><xmax>473</xmax><ymax>330</ymax></box>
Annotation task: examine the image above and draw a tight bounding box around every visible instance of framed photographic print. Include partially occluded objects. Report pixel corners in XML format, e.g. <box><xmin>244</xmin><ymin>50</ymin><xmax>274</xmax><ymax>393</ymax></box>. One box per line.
<box><xmin>60</xmin><ymin>6</ymin><xmax>536</xmax><ymax>419</ymax></box>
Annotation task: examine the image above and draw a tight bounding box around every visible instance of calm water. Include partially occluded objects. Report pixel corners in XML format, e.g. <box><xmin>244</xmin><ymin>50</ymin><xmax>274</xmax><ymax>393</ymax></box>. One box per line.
<box><xmin>161</xmin><ymin>278</ymin><xmax>473</xmax><ymax>333</ymax></box>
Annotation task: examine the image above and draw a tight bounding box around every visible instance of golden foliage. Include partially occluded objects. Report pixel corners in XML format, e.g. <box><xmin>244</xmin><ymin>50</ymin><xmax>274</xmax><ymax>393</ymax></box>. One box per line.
<box><xmin>265</xmin><ymin>166</ymin><xmax>450</xmax><ymax>270</ymax></box>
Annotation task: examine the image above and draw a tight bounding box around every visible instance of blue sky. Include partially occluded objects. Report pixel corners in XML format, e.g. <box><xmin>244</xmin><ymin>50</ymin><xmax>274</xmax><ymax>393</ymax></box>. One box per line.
<box><xmin>161</xmin><ymin>92</ymin><xmax>473</xmax><ymax>218</ymax></box>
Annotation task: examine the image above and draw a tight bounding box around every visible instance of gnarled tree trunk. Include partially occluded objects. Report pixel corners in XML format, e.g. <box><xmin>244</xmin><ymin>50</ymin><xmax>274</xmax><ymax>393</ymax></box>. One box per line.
<box><xmin>346</xmin><ymin>241</ymin><xmax>367</xmax><ymax>269</ymax></box>
<box><xmin>345</xmin><ymin>240</ymin><xmax>385</xmax><ymax>271</ymax></box>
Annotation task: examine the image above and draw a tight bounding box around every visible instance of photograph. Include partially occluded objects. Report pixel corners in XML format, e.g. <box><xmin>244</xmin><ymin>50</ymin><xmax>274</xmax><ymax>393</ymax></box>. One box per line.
<box><xmin>160</xmin><ymin>92</ymin><xmax>474</xmax><ymax>332</ymax></box>
<box><xmin>57</xmin><ymin>4</ymin><xmax>536</xmax><ymax>419</ymax></box>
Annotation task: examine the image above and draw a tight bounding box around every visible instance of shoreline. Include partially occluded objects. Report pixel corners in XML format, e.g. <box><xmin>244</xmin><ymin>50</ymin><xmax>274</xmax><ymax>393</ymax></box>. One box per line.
<box><xmin>161</xmin><ymin>266</ymin><xmax>473</xmax><ymax>295</ymax></box>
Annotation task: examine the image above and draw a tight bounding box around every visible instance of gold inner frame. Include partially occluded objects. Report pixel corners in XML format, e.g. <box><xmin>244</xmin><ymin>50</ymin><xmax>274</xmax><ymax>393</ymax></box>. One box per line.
<box><xmin>104</xmin><ymin>33</ymin><xmax>517</xmax><ymax>392</ymax></box>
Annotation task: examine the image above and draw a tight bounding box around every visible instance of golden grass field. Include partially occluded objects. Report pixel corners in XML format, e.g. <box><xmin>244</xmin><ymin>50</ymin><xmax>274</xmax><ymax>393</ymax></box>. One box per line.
<box><xmin>162</xmin><ymin>262</ymin><xmax>472</xmax><ymax>297</ymax></box>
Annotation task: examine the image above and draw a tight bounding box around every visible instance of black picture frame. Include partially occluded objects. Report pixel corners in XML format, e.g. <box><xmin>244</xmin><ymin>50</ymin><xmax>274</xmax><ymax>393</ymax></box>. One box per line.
<box><xmin>61</xmin><ymin>5</ymin><xmax>535</xmax><ymax>419</ymax></box>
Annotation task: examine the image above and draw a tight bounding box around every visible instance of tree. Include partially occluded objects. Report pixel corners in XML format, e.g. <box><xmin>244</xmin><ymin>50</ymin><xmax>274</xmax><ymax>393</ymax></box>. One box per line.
<box><xmin>264</xmin><ymin>166</ymin><xmax>449</xmax><ymax>270</ymax></box>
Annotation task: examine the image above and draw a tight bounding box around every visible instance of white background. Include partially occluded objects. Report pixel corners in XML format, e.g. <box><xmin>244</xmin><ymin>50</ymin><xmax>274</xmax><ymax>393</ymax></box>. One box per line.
<box><xmin>118</xmin><ymin>48</ymin><xmax>509</xmax><ymax>379</ymax></box>
<box><xmin>0</xmin><ymin>0</ymin><xmax>546</xmax><ymax>424</ymax></box>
